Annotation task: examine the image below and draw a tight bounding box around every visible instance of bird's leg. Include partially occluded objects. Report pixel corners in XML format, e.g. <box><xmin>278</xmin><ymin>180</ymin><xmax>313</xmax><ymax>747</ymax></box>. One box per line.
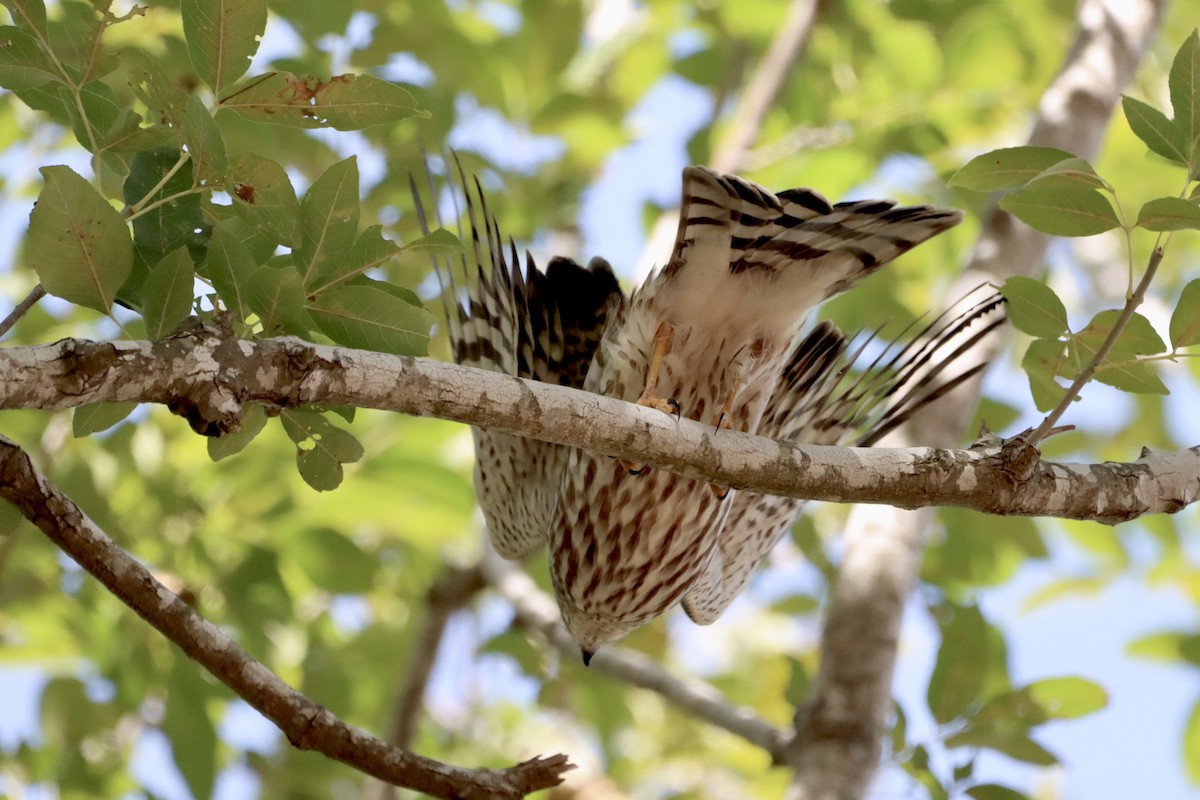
<box><xmin>621</xmin><ymin>321</ymin><xmax>679</xmax><ymax>475</ymax></box>
<box><xmin>635</xmin><ymin>321</ymin><xmax>680</xmax><ymax>415</ymax></box>
<box><xmin>708</xmin><ymin>338</ymin><xmax>766</xmax><ymax>498</ymax></box>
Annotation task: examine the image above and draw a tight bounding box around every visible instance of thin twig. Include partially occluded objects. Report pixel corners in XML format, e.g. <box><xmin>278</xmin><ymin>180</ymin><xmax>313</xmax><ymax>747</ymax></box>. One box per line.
<box><xmin>0</xmin><ymin>435</ymin><xmax>572</xmax><ymax>800</ymax></box>
<box><xmin>0</xmin><ymin>284</ymin><xmax>47</xmax><ymax>338</ymax></box>
<box><xmin>1028</xmin><ymin>245</ymin><xmax>1164</xmax><ymax>444</ymax></box>
<box><xmin>480</xmin><ymin>548</ymin><xmax>792</xmax><ymax>761</ymax></box>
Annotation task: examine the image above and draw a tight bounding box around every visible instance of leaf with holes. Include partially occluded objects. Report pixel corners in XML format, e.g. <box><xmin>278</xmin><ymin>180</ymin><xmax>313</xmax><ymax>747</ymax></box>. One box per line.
<box><xmin>182</xmin><ymin>0</ymin><xmax>266</xmax><ymax>93</ymax></box>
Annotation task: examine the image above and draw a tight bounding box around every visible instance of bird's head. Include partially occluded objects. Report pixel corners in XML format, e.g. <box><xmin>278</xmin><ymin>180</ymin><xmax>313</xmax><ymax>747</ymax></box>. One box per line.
<box><xmin>559</xmin><ymin>601</ymin><xmax>645</xmax><ymax>664</ymax></box>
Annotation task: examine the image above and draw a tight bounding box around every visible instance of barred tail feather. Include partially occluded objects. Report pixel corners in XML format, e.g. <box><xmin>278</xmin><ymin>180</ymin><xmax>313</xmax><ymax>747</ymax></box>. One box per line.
<box><xmin>682</xmin><ymin>291</ymin><xmax>1005</xmax><ymax>624</ymax></box>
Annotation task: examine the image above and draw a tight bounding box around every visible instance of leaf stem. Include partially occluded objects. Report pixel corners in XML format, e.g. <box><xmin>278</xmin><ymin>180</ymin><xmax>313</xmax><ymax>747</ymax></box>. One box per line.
<box><xmin>1028</xmin><ymin>243</ymin><xmax>1165</xmax><ymax>444</ymax></box>
<box><xmin>126</xmin><ymin>152</ymin><xmax>193</xmax><ymax>218</ymax></box>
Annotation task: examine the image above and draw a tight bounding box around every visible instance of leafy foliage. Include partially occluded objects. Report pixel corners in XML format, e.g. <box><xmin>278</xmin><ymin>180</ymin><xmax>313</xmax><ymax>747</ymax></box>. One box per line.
<box><xmin>0</xmin><ymin>2</ymin><xmax>1199</xmax><ymax>800</ymax></box>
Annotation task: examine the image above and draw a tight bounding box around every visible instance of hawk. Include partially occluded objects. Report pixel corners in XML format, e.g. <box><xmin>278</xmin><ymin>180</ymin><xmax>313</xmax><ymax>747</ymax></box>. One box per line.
<box><xmin>419</xmin><ymin>159</ymin><xmax>1000</xmax><ymax>662</ymax></box>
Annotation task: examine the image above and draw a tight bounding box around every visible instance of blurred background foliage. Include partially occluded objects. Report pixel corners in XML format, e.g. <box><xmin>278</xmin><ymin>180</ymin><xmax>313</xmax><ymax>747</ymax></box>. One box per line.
<box><xmin>0</xmin><ymin>1</ymin><xmax>1198</xmax><ymax>799</ymax></box>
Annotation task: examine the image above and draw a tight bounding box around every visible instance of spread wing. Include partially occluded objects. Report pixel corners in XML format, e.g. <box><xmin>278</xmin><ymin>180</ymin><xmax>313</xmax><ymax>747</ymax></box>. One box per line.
<box><xmin>413</xmin><ymin>156</ymin><xmax>624</xmax><ymax>558</ymax></box>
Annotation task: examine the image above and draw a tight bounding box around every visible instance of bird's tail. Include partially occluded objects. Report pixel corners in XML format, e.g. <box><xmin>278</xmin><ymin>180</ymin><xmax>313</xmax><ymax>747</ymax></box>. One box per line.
<box><xmin>682</xmin><ymin>289</ymin><xmax>1004</xmax><ymax>624</ymax></box>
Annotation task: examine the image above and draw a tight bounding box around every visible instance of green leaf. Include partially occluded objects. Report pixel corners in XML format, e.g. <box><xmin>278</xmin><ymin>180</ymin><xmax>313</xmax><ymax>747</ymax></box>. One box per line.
<box><xmin>28</xmin><ymin>165</ymin><xmax>132</xmax><ymax>313</ymax></box>
<box><xmin>1168</xmin><ymin>30</ymin><xmax>1200</xmax><ymax>158</ymax></box>
<box><xmin>297</xmin><ymin>156</ymin><xmax>360</xmax><ymax>287</ymax></box>
<box><xmin>182</xmin><ymin>0</ymin><xmax>266</xmax><ymax>93</ymax></box>
<box><xmin>291</xmin><ymin>527</ymin><xmax>377</xmax><ymax>593</ymax></box>
<box><xmin>207</xmin><ymin>404</ymin><xmax>267</xmax><ymax>461</ymax></box>
<box><xmin>1127</xmin><ymin>631</ymin><xmax>1200</xmax><ymax>665</ymax></box>
<box><xmin>1024</xmin><ymin>677</ymin><xmax>1108</xmax><ymax>719</ymax></box>
<box><xmin>1021</xmin><ymin>338</ymin><xmax>1068</xmax><ymax>412</ymax></box>
<box><xmin>401</xmin><ymin>227</ymin><xmax>464</xmax><ymax>254</ymax></box>
<box><xmin>142</xmin><ymin>247</ymin><xmax>195</xmax><ymax>338</ymax></box>
<box><xmin>246</xmin><ymin>263</ymin><xmax>308</xmax><ymax>335</ymax></box>
<box><xmin>1</xmin><ymin>0</ymin><xmax>47</xmax><ymax>37</ymax></box>
<box><xmin>965</xmin><ymin>784</ymin><xmax>1031</xmax><ymax>800</ymax></box>
<box><xmin>1066</xmin><ymin>310</ymin><xmax>1168</xmax><ymax>394</ymax></box>
<box><xmin>999</xmin><ymin>277</ymin><xmax>1069</xmax><ymax>338</ymax></box>
<box><xmin>0</xmin><ymin>25</ymin><xmax>58</xmax><ymax>89</ymax></box>
<box><xmin>949</xmin><ymin>147</ymin><xmax>1075</xmax><ymax>192</ymax></box>
<box><xmin>180</xmin><ymin>95</ymin><xmax>227</xmax><ymax>183</ymax></box>
<box><xmin>310</xmin><ymin>226</ymin><xmax>401</xmax><ymax>292</ymax></box>
<box><xmin>280</xmin><ymin>409</ymin><xmax>363</xmax><ymax>491</ymax></box>
<box><xmin>1024</xmin><ymin>157</ymin><xmax>1109</xmax><ymax>191</ymax></box>
<box><xmin>307</xmin><ymin>284</ymin><xmax>435</xmax><ymax>356</ymax></box>
<box><xmin>1185</xmin><ymin>698</ymin><xmax>1200</xmax><ymax>785</ymax></box>
<box><xmin>1000</xmin><ymin>187</ymin><xmax>1120</xmax><ymax>236</ymax></box>
<box><xmin>124</xmin><ymin>147</ymin><xmax>207</xmax><ymax>267</ymax></box>
<box><xmin>163</xmin><ymin>659</ymin><xmax>217</xmax><ymax>800</ymax></box>
<box><xmin>228</xmin><ymin>151</ymin><xmax>299</xmax><ymax>246</ymax></box>
<box><xmin>927</xmin><ymin>604</ymin><xmax>989</xmax><ymax>724</ymax></box>
<box><xmin>72</xmin><ymin>402</ymin><xmax>137</xmax><ymax>436</ymax></box>
<box><xmin>205</xmin><ymin>224</ymin><xmax>256</xmax><ymax>319</ymax></box>
<box><xmin>1122</xmin><ymin>96</ymin><xmax>1190</xmax><ymax>166</ymax></box>
<box><xmin>944</xmin><ymin>728</ymin><xmax>1058</xmax><ymax>766</ymax></box>
<box><xmin>1135</xmin><ymin>196</ymin><xmax>1200</xmax><ymax>231</ymax></box>
<box><xmin>1170</xmin><ymin>279</ymin><xmax>1200</xmax><ymax>348</ymax></box>
<box><xmin>126</xmin><ymin>49</ymin><xmax>189</xmax><ymax>128</ymax></box>
<box><xmin>220</xmin><ymin>72</ymin><xmax>428</xmax><ymax>130</ymax></box>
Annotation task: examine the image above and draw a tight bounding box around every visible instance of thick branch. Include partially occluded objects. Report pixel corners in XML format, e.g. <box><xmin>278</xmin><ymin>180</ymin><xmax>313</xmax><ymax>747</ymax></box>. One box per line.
<box><xmin>479</xmin><ymin>548</ymin><xmax>791</xmax><ymax>759</ymax></box>
<box><xmin>0</xmin><ymin>327</ymin><xmax>1194</xmax><ymax>522</ymax></box>
<box><xmin>0</xmin><ymin>435</ymin><xmax>571</xmax><ymax>800</ymax></box>
<box><xmin>784</xmin><ymin>1</ymin><xmax>1168</xmax><ymax>798</ymax></box>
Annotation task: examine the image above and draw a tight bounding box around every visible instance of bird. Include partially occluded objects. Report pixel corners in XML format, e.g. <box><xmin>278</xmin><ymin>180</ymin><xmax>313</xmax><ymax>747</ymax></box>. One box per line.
<box><xmin>417</xmin><ymin>157</ymin><xmax>1000</xmax><ymax>663</ymax></box>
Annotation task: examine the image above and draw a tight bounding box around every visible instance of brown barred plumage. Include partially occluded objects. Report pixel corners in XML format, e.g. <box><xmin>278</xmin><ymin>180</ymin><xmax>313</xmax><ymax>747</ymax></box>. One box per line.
<box><xmin>421</xmin><ymin>160</ymin><xmax>999</xmax><ymax>659</ymax></box>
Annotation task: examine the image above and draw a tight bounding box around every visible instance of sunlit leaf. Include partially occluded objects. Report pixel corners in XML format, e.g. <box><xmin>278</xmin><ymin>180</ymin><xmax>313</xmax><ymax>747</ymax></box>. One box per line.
<box><xmin>1127</xmin><ymin>631</ymin><xmax>1200</xmax><ymax>665</ymax></box>
<box><xmin>400</xmin><ymin>226</ymin><xmax>463</xmax><ymax>255</ymax></box>
<box><xmin>205</xmin><ymin>223</ymin><xmax>257</xmax><ymax>319</ymax></box>
<box><xmin>1024</xmin><ymin>157</ymin><xmax>1109</xmax><ymax>191</ymax></box>
<box><xmin>1185</xmin><ymin>699</ymin><xmax>1200</xmax><ymax>784</ymax></box>
<box><xmin>28</xmin><ymin>165</ymin><xmax>132</xmax><ymax>313</ymax></box>
<box><xmin>280</xmin><ymin>409</ymin><xmax>363</xmax><ymax>491</ymax></box>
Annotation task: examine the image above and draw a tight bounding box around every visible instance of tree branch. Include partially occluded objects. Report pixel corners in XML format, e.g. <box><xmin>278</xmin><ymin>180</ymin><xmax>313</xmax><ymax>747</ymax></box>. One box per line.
<box><xmin>479</xmin><ymin>548</ymin><xmax>792</xmax><ymax>760</ymax></box>
<box><xmin>0</xmin><ymin>435</ymin><xmax>571</xmax><ymax>799</ymax></box>
<box><xmin>784</xmin><ymin>1</ymin><xmax>1169</xmax><ymax>798</ymax></box>
<box><xmin>0</xmin><ymin>283</ymin><xmax>46</xmax><ymax>339</ymax></box>
<box><xmin>0</xmin><ymin>325</ymin><xmax>1193</xmax><ymax>522</ymax></box>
